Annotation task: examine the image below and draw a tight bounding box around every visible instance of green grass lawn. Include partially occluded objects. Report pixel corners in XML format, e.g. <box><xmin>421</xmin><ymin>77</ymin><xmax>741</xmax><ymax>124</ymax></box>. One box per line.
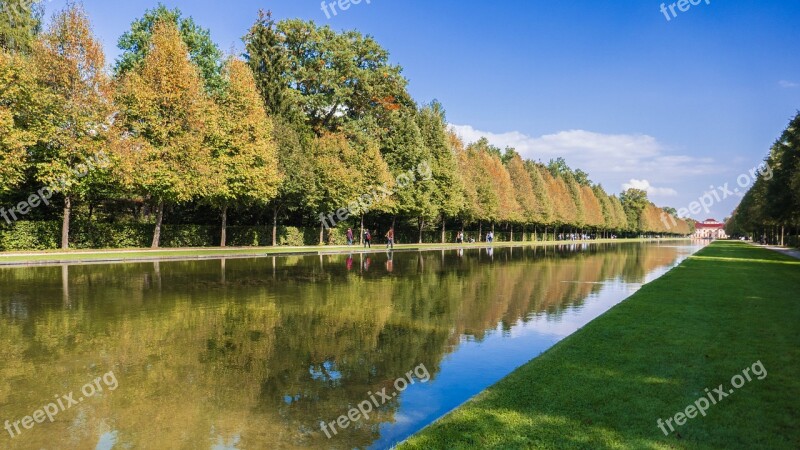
<box><xmin>400</xmin><ymin>241</ymin><xmax>800</xmax><ymax>450</ymax></box>
<box><xmin>0</xmin><ymin>237</ymin><xmax>682</xmax><ymax>265</ymax></box>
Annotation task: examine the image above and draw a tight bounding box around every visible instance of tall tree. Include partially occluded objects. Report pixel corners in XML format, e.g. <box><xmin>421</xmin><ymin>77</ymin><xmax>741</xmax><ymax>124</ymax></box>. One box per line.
<box><xmin>580</xmin><ymin>185</ymin><xmax>604</xmax><ymax>229</ymax></box>
<box><xmin>306</xmin><ymin>132</ymin><xmax>368</xmax><ymax>244</ymax></box>
<box><xmin>275</xmin><ymin>19</ymin><xmax>411</xmax><ymax>133</ymax></box>
<box><xmin>33</xmin><ymin>4</ymin><xmax>112</xmax><ymax>248</ymax></box>
<box><xmin>609</xmin><ymin>195</ymin><xmax>629</xmax><ymax>231</ymax></box>
<box><xmin>417</xmin><ymin>101</ymin><xmax>464</xmax><ymax>242</ymax></box>
<box><xmin>209</xmin><ymin>57</ymin><xmax>282</xmax><ymax>247</ymax></box>
<box><xmin>620</xmin><ymin>188</ymin><xmax>649</xmax><ymax>233</ymax></box>
<box><xmin>563</xmin><ymin>171</ymin><xmax>585</xmax><ymax>229</ymax></box>
<box><xmin>525</xmin><ymin>160</ymin><xmax>554</xmax><ymax>230</ymax></box>
<box><xmin>451</xmin><ymin>132</ymin><xmax>480</xmax><ymax>230</ymax></box>
<box><xmin>380</xmin><ymin>111</ymin><xmax>436</xmax><ymax>242</ymax></box>
<box><xmin>243</xmin><ymin>10</ymin><xmax>293</xmax><ymax>119</ymax></box>
<box><xmin>0</xmin><ymin>49</ymin><xmax>51</xmax><ymax>195</ymax></box>
<box><xmin>114</xmin><ymin>20</ymin><xmax>214</xmax><ymax>248</ymax></box>
<box><xmin>505</xmin><ymin>150</ymin><xmax>538</xmax><ymax>234</ymax></box>
<box><xmin>115</xmin><ymin>4</ymin><xmax>223</xmax><ymax>92</ymax></box>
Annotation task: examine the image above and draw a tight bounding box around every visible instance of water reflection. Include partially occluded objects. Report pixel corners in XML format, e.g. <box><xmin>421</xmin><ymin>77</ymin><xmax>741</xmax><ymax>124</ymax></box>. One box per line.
<box><xmin>0</xmin><ymin>242</ymin><xmax>699</xmax><ymax>449</ymax></box>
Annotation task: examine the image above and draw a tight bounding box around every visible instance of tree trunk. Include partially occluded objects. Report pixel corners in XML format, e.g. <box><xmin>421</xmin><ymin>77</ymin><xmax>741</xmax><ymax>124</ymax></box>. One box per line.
<box><xmin>151</xmin><ymin>201</ymin><xmax>164</xmax><ymax>248</ymax></box>
<box><xmin>781</xmin><ymin>225</ymin><xmax>785</xmax><ymax>247</ymax></box>
<box><xmin>272</xmin><ymin>206</ymin><xmax>278</xmax><ymax>246</ymax></box>
<box><xmin>418</xmin><ymin>217</ymin><xmax>424</xmax><ymax>244</ymax></box>
<box><xmin>510</xmin><ymin>224</ymin><xmax>514</xmax><ymax>242</ymax></box>
<box><xmin>61</xmin><ymin>195</ymin><xmax>71</xmax><ymax>249</ymax></box>
<box><xmin>220</xmin><ymin>204</ymin><xmax>228</xmax><ymax>247</ymax></box>
<box><xmin>441</xmin><ymin>216</ymin><xmax>446</xmax><ymax>244</ymax></box>
<box><xmin>360</xmin><ymin>215</ymin><xmax>364</xmax><ymax>245</ymax></box>
<box><xmin>319</xmin><ymin>221</ymin><xmax>324</xmax><ymax>245</ymax></box>
<box><xmin>479</xmin><ymin>221</ymin><xmax>482</xmax><ymax>241</ymax></box>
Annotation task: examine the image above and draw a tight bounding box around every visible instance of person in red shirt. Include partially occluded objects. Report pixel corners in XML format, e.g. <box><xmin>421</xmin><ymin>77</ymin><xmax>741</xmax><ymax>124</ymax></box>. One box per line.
<box><xmin>385</xmin><ymin>228</ymin><xmax>394</xmax><ymax>249</ymax></box>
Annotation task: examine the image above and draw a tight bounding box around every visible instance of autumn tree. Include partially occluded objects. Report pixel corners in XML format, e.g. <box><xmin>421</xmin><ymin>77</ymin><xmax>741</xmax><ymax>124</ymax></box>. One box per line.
<box><xmin>486</xmin><ymin>150</ymin><xmax>521</xmax><ymax>237</ymax></box>
<box><xmin>114</xmin><ymin>20</ymin><xmax>214</xmax><ymax>248</ymax></box>
<box><xmin>208</xmin><ymin>57</ymin><xmax>282</xmax><ymax>247</ymax></box>
<box><xmin>452</xmin><ymin>132</ymin><xmax>479</xmax><ymax>230</ymax></box>
<box><xmin>505</xmin><ymin>150</ymin><xmax>538</xmax><ymax>239</ymax></box>
<box><xmin>525</xmin><ymin>161</ymin><xmax>554</xmax><ymax>238</ymax></box>
<box><xmin>115</xmin><ymin>5</ymin><xmax>223</xmax><ymax>92</ymax></box>
<box><xmin>580</xmin><ymin>185</ymin><xmax>604</xmax><ymax>229</ymax></box>
<box><xmin>32</xmin><ymin>4</ymin><xmax>112</xmax><ymax>248</ymax></box>
<box><xmin>609</xmin><ymin>195</ymin><xmax>629</xmax><ymax>231</ymax></box>
<box><xmin>544</xmin><ymin>169</ymin><xmax>577</xmax><ymax>232</ymax></box>
<box><xmin>464</xmin><ymin>139</ymin><xmax>503</xmax><ymax>237</ymax></box>
<box><xmin>306</xmin><ymin>133</ymin><xmax>368</xmax><ymax>244</ymax></box>
<box><xmin>0</xmin><ymin>50</ymin><xmax>51</xmax><ymax>195</ymax></box>
<box><xmin>562</xmin><ymin>171</ymin><xmax>585</xmax><ymax>230</ymax></box>
<box><xmin>342</xmin><ymin>122</ymin><xmax>395</xmax><ymax>242</ymax></box>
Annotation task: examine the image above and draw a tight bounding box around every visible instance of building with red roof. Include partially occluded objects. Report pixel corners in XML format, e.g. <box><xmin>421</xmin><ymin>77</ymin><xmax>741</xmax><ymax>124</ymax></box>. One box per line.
<box><xmin>693</xmin><ymin>219</ymin><xmax>727</xmax><ymax>239</ymax></box>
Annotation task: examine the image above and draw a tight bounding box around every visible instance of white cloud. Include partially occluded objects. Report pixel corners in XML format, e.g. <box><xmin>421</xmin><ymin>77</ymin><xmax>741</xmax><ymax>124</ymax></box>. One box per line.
<box><xmin>779</xmin><ymin>80</ymin><xmax>799</xmax><ymax>88</ymax></box>
<box><xmin>621</xmin><ymin>179</ymin><xmax>678</xmax><ymax>198</ymax></box>
<box><xmin>448</xmin><ymin>124</ymin><xmax>720</xmax><ymax>195</ymax></box>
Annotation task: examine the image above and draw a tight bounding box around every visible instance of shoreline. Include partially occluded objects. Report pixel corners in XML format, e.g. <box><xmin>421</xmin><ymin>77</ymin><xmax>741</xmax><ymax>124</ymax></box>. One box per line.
<box><xmin>0</xmin><ymin>237</ymin><xmax>692</xmax><ymax>267</ymax></box>
<box><xmin>398</xmin><ymin>241</ymin><xmax>800</xmax><ymax>449</ymax></box>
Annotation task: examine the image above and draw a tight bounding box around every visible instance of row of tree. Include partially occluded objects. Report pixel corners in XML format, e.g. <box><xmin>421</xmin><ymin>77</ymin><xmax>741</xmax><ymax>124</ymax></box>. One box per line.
<box><xmin>0</xmin><ymin>2</ymin><xmax>693</xmax><ymax>249</ymax></box>
<box><xmin>726</xmin><ymin>112</ymin><xmax>800</xmax><ymax>244</ymax></box>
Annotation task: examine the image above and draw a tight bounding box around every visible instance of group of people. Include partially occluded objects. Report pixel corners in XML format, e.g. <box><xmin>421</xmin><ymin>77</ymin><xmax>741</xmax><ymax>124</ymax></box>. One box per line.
<box><xmin>455</xmin><ymin>231</ymin><xmax>485</xmax><ymax>244</ymax></box>
<box><xmin>345</xmin><ymin>227</ymin><xmax>395</xmax><ymax>249</ymax></box>
<box><xmin>343</xmin><ymin>227</ymin><xmax>505</xmax><ymax>248</ymax></box>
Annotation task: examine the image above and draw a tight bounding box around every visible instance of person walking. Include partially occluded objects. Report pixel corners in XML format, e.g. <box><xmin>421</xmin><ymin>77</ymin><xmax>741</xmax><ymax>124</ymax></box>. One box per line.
<box><xmin>346</xmin><ymin>228</ymin><xmax>354</xmax><ymax>246</ymax></box>
<box><xmin>364</xmin><ymin>229</ymin><xmax>371</xmax><ymax>248</ymax></box>
<box><xmin>386</xmin><ymin>227</ymin><xmax>394</xmax><ymax>250</ymax></box>
<box><xmin>456</xmin><ymin>231</ymin><xmax>463</xmax><ymax>244</ymax></box>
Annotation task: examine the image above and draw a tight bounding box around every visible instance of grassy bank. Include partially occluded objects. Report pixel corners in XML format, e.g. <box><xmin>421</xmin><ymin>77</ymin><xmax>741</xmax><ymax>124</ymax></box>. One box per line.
<box><xmin>0</xmin><ymin>237</ymin><xmax>686</xmax><ymax>266</ymax></box>
<box><xmin>400</xmin><ymin>241</ymin><xmax>800</xmax><ymax>449</ymax></box>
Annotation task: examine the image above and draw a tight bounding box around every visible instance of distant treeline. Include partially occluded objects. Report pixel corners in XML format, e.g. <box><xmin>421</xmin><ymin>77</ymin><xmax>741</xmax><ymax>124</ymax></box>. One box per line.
<box><xmin>727</xmin><ymin>112</ymin><xmax>800</xmax><ymax>246</ymax></box>
<box><xmin>0</xmin><ymin>2</ymin><xmax>692</xmax><ymax>250</ymax></box>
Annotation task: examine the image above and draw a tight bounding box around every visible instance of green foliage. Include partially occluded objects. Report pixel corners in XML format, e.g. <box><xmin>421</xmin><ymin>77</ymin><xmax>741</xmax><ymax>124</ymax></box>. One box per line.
<box><xmin>243</xmin><ymin>10</ymin><xmax>293</xmax><ymax>118</ymax></box>
<box><xmin>1</xmin><ymin>7</ymin><xmax>695</xmax><ymax>252</ymax></box>
<box><xmin>0</xmin><ymin>0</ymin><xmax>43</xmax><ymax>52</ymax></box>
<box><xmin>115</xmin><ymin>4</ymin><xmax>223</xmax><ymax>93</ymax></box>
<box><xmin>274</xmin><ymin>19</ymin><xmax>410</xmax><ymax>132</ymax></box>
<box><xmin>0</xmin><ymin>49</ymin><xmax>51</xmax><ymax>194</ymax></box>
<box><xmin>620</xmin><ymin>188</ymin><xmax>649</xmax><ymax>232</ymax></box>
<box><xmin>728</xmin><ymin>112</ymin><xmax>800</xmax><ymax>241</ymax></box>
<box><xmin>0</xmin><ymin>220</ymin><xmax>58</xmax><ymax>250</ymax></box>
<box><xmin>417</xmin><ymin>101</ymin><xmax>464</xmax><ymax>221</ymax></box>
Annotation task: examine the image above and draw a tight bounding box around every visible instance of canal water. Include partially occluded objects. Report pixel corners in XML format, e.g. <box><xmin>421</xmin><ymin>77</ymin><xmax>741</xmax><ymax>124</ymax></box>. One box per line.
<box><xmin>0</xmin><ymin>242</ymin><xmax>701</xmax><ymax>449</ymax></box>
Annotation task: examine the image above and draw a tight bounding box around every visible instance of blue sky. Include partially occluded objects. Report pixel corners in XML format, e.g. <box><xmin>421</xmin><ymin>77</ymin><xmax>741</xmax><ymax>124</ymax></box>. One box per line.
<box><xmin>40</xmin><ymin>0</ymin><xmax>800</xmax><ymax>220</ymax></box>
